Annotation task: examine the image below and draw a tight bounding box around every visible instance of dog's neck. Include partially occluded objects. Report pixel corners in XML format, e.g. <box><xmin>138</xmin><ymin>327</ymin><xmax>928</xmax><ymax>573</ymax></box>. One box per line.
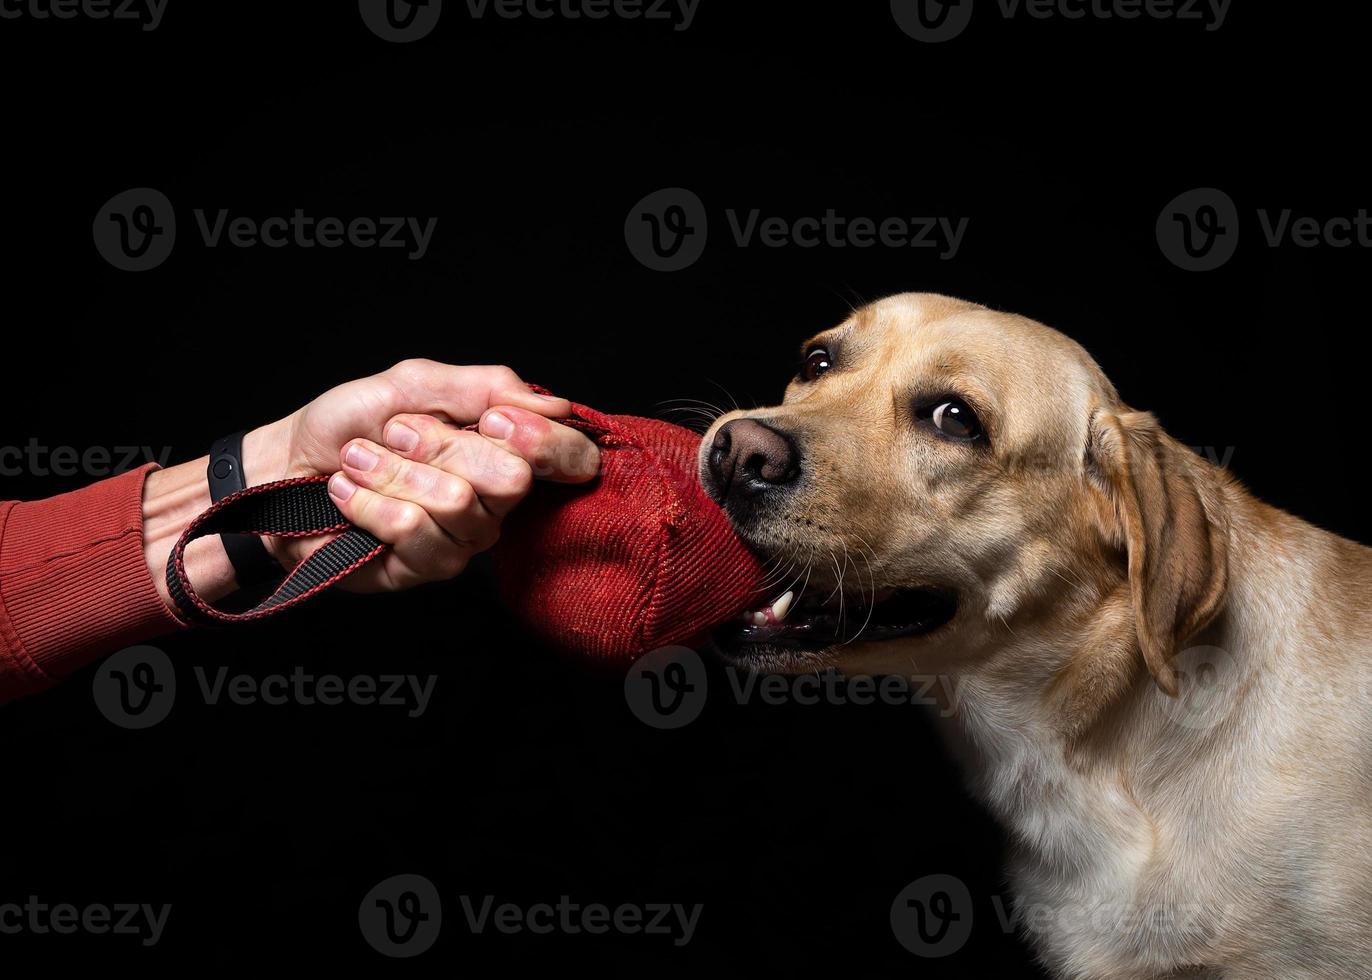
<box><xmin>927</xmin><ymin>485</ymin><xmax>1356</xmax><ymax>972</ymax></box>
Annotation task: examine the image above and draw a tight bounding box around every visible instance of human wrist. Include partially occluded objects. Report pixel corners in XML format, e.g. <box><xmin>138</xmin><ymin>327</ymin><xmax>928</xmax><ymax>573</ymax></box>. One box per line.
<box><xmin>142</xmin><ymin>414</ymin><xmax>301</xmax><ymax>615</ymax></box>
<box><xmin>142</xmin><ymin>456</ymin><xmax>236</xmax><ymax>613</ymax></box>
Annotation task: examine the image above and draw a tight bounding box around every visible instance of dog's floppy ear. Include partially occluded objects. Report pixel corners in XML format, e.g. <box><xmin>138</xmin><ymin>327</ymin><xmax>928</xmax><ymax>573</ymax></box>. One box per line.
<box><xmin>1087</xmin><ymin>409</ymin><xmax>1230</xmax><ymax>696</ymax></box>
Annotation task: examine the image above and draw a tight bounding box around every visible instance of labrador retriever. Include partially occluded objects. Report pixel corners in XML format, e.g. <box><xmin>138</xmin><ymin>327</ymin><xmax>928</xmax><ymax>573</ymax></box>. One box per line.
<box><xmin>698</xmin><ymin>293</ymin><xmax>1372</xmax><ymax>979</ymax></box>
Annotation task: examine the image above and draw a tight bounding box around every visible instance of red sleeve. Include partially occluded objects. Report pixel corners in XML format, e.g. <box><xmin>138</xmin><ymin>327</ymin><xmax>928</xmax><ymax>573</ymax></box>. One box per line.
<box><xmin>0</xmin><ymin>464</ymin><xmax>186</xmax><ymax>704</ymax></box>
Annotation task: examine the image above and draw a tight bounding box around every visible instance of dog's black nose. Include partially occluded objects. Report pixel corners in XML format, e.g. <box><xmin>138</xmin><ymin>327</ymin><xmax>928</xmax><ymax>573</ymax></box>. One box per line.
<box><xmin>706</xmin><ymin>418</ymin><xmax>800</xmax><ymax>504</ymax></box>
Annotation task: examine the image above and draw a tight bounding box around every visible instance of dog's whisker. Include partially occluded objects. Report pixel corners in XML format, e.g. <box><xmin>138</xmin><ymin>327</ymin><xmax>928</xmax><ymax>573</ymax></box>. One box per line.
<box><xmin>842</xmin><ymin>536</ymin><xmax>880</xmax><ymax>646</ymax></box>
<box><xmin>755</xmin><ymin>553</ymin><xmax>801</xmax><ymax>592</ymax></box>
<box><xmin>827</xmin><ymin>549</ymin><xmax>847</xmax><ymax>640</ymax></box>
<box><xmin>705</xmin><ymin>379</ymin><xmax>742</xmax><ymax>415</ymax></box>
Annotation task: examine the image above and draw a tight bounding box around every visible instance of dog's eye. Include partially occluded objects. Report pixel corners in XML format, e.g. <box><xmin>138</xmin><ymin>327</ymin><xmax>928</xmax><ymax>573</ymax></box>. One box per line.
<box><xmin>801</xmin><ymin>347</ymin><xmax>833</xmax><ymax>382</ymax></box>
<box><xmin>919</xmin><ymin>398</ymin><xmax>983</xmax><ymax>441</ymax></box>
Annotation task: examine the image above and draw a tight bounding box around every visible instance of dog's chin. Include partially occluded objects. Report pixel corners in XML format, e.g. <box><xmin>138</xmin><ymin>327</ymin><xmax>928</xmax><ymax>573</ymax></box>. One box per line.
<box><xmin>708</xmin><ymin>586</ymin><xmax>959</xmax><ymax>672</ymax></box>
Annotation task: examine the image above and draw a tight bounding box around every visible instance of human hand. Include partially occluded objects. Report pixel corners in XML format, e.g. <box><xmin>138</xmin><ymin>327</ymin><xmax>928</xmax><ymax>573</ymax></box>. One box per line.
<box><xmin>144</xmin><ymin>361</ymin><xmax>599</xmax><ymax>608</ymax></box>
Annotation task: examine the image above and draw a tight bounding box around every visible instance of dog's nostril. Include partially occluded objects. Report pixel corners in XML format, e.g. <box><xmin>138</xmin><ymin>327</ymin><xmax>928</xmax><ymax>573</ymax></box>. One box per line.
<box><xmin>711</xmin><ymin>418</ymin><xmax>799</xmax><ymax>502</ymax></box>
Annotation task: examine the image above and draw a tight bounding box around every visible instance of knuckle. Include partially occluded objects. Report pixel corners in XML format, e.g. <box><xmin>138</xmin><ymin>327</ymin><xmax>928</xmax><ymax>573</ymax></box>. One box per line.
<box><xmin>392</xmin><ymin>356</ymin><xmax>432</xmax><ymax>373</ymax></box>
<box><xmin>389</xmin><ymin>502</ymin><xmax>427</xmax><ymax>538</ymax></box>
<box><xmin>500</xmin><ymin>459</ymin><xmax>534</xmax><ymax>497</ymax></box>
<box><xmin>483</xmin><ymin>364</ymin><xmax>523</xmax><ymax>389</ymax></box>
<box><xmin>388</xmin><ymin>358</ymin><xmax>434</xmax><ymax>387</ymax></box>
<box><xmin>444</xmin><ymin>477</ymin><xmax>475</xmax><ymax>511</ymax></box>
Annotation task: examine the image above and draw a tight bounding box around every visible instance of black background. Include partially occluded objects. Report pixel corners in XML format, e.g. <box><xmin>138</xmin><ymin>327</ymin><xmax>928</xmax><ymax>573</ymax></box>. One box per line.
<box><xmin>1</xmin><ymin>0</ymin><xmax>1368</xmax><ymax>975</ymax></box>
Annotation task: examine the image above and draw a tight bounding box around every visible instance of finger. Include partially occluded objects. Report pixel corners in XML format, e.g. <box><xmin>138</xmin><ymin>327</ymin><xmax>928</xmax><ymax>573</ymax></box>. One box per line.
<box><xmin>326</xmin><ymin>472</ymin><xmax>472</xmax><ymax>587</ymax></box>
<box><xmin>380</xmin><ymin>415</ymin><xmax>536</xmax><ymax>517</ymax></box>
<box><xmin>381</xmin><ymin>360</ymin><xmax>573</xmax><ymax>424</ymax></box>
<box><xmin>475</xmin><ymin>406</ymin><xmax>601</xmax><ymax>484</ymax></box>
<box><xmin>339</xmin><ymin>436</ymin><xmax>507</xmax><ymax>542</ymax></box>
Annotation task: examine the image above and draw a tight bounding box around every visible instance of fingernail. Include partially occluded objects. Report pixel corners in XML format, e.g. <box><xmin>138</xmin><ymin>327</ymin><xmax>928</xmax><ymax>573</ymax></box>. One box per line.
<box><xmin>481</xmin><ymin>411</ymin><xmax>515</xmax><ymax>440</ymax></box>
<box><xmin>329</xmin><ymin>473</ymin><xmax>356</xmax><ymax>502</ymax></box>
<box><xmin>385</xmin><ymin>423</ymin><xmax>419</xmax><ymax>452</ymax></box>
<box><xmin>532</xmin><ymin>391</ymin><xmax>562</xmax><ymax>401</ymax></box>
<box><xmin>344</xmin><ymin>443</ymin><xmax>379</xmax><ymax>471</ymax></box>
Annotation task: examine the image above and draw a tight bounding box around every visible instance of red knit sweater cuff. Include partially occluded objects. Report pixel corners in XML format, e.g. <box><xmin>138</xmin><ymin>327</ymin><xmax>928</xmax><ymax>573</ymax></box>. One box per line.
<box><xmin>0</xmin><ymin>463</ymin><xmax>185</xmax><ymax>700</ymax></box>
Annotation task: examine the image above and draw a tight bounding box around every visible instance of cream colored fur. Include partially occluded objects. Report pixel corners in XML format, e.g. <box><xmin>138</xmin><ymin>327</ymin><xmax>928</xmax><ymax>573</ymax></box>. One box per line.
<box><xmin>700</xmin><ymin>293</ymin><xmax>1372</xmax><ymax>979</ymax></box>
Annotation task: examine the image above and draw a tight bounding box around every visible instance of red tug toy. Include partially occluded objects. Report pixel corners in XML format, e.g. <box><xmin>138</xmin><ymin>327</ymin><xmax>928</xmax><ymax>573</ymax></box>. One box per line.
<box><xmin>166</xmin><ymin>401</ymin><xmax>767</xmax><ymax>663</ymax></box>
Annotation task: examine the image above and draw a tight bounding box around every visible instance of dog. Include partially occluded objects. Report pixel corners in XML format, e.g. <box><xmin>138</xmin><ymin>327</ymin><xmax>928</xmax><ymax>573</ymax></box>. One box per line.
<box><xmin>698</xmin><ymin>293</ymin><xmax>1372</xmax><ymax>979</ymax></box>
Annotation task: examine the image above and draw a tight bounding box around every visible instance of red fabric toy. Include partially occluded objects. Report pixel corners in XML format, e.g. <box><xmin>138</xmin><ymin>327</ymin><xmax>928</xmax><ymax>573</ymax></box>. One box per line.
<box><xmin>491</xmin><ymin>403</ymin><xmax>766</xmax><ymax>664</ymax></box>
<box><xmin>165</xmin><ymin>400</ymin><xmax>766</xmax><ymax>663</ymax></box>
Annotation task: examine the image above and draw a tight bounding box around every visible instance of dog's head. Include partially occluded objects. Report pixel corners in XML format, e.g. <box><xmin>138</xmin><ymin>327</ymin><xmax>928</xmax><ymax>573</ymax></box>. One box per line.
<box><xmin>700</xmin><ymin>293</ymin><xmax>1230</xmax><ymax>697</ymax></box>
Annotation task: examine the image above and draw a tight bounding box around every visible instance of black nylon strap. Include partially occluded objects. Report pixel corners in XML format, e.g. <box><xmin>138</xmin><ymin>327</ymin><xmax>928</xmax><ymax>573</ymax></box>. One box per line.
<box><xmin>207</xmin><ymin>430</ymin><xmax>282</xmax><ymax>587</ymax></box>
<box><xmin>166</xmin><ymin>476</ymin><xmax>386</xmax><ymax>625</ymax></box>
<box><xmin>165</xmin><ymin>396</ymin><xmax>603</xmax><ymax>627</ymax></box>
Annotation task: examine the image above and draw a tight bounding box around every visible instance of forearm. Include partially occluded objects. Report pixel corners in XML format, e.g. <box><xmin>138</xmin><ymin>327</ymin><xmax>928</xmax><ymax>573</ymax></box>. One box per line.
<box><xmin>0</xmin><ymin>465</ymin><xmax>184</xmax><ymax>702</ymax></box>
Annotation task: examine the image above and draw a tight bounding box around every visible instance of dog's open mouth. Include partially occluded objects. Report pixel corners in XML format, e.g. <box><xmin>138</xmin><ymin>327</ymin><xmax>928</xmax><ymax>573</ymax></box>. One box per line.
<box><xmin>713</xmin><ymin>585</ymin><xmax>958</xmax><ymax>653</ymax></box>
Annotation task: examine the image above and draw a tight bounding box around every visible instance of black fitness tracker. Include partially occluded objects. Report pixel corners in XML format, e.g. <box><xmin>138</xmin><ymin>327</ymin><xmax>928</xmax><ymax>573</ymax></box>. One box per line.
<box><xmin>208</xmin><ymin>431</ymin><xmax>282</xmax><ymax>588</ymax></box>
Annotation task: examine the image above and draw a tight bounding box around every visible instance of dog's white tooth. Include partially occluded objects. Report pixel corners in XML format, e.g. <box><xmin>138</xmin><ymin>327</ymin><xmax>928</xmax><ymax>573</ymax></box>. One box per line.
<box><xmin>753</xmin><ymin>611</ymin><xmax>768</xmax><ymax>626</ymax></box>
<box><xmin>771</xmin><ymin>590</ymin><xmax>794</xmax><ymax>623</ymax></box>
